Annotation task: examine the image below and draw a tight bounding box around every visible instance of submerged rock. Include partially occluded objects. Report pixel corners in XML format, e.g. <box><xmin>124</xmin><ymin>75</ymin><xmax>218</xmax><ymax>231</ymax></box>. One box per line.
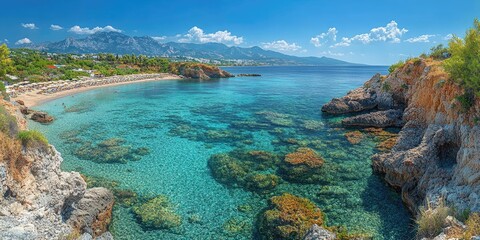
<box><xmin>344</xmin><ymin>130</ymin><xmax>364</xmax><ymax>144</ymax></box>
<box><xmin>74</xmin><ymin>138</ymin><xmax>149</xmax><ymax>164</ymax></box>
<box><xmin>280</xmin><ymin>147</ymin><xmax>324</xmax><ymax>183</ymax></box>
<box><xmin>258</xmin><ymin>193</ymin><xmax>324</xmax><ymax>240</ymax></box>
<box><xmin>132</xmin><ymin>195</ymin><xmax>182</xmax><ymax>230</ymax></box>
<box><xmin>303</xmin><ymin>224</ymin><xmax>336</xmax><ymax>240</ymax></box>
<box><xmin>208</xmin><ymin>150</ymin><xmax>281</xmax><ymax>193</ymax></box>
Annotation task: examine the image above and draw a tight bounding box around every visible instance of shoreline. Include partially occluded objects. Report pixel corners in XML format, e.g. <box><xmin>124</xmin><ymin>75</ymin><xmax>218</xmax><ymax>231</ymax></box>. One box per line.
<box><xmin>12</xmin><ymin>73</ymin><xmax>182</xmax><ymax>107</ymax></box>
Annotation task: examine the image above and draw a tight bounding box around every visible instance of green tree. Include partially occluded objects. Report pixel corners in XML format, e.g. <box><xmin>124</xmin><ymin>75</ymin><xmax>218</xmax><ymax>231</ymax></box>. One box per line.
<box><xmin>0</xmin><ymin>44</ymin><xmax>13</xmax><ymax>78</ymax></box>
<box><xmin>429</xmin><ymin>44</ymin><xmax>450</xmax><ymax>60</ymax></box>
<box><xmin>444</xmin><ymin>19</ymin><xmax>480</xmax><ymax>96</ymax></box>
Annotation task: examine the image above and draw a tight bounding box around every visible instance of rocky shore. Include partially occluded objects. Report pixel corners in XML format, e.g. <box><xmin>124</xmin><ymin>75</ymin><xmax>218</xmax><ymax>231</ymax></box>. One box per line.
<box><xmin>0</xmin><ymin>99</ymin><xmax>114</xmax><ymax>240</ymax></box>
<box><xmin>322</xmin><ymin>58</ymin><xmax>480</xmax><ymax>237</ymax></box>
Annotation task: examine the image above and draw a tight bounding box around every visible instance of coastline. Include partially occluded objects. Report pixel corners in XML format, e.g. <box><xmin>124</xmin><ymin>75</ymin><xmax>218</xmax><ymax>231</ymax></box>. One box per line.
<box><xmin>12</xmin><ymin>73</ymin><xmax>182</xmax><ymax>107</ymax></box>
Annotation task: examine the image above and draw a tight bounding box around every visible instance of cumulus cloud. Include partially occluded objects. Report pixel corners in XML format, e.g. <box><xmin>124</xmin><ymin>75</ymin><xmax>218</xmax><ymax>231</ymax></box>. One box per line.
<box><xmin>15</xmin><ymin>38</ymin><xmax>32</xmax><ymax>45</ymax></box>
<box><xmin>310</xmin><ymin>28</ymin><xmax>337</xmax><ymax>47</ymax></box>
<box><xmin>405</xmin><ymin>34</ymin><xmax>436</xmax><ymax>43</ymax></box>
<box><xmin>50</xmin><ymin>24</ymin><xmax>63</xmax><ymax>31</ymax></box>
<box><xmin>444</xmin><ymin>34</ymin><xmax>453</xmax><ymax>40</ymax></box>
<box><xmin>68</xmin><ymin>25</ymin><xmax>122</xmax><ymax>35</ymax></box>
<box><xmin>332</xmin><ymin>21</ymin><xmax>408</xmax><ymax>47</ymax></box>
<box><xmin>179</xmin><ymin>26</ymin><xmax>243</xmax><ymax>45</ymax></box>
<box><xmin>21</xmin><ymin>23</ymin><xmax>37</xmax><ymax>29</ymax></box>
<box><xmin>261</xmin><ymin>40</ymin><xmax>302</xmax><ymax>52</ymax></box>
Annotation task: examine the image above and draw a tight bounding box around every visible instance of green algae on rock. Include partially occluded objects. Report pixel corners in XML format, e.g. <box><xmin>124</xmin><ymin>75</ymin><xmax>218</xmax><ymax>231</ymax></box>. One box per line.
<box><xmin>132</xmin><ymin>195</ymin><xmax>182</xmax><ymax>230</ymax></box>
<box><xmin>74</xmin><ymin>138</ymin><xmax>150</xmax><ymax>164</ymax></box>
<box><xmin>223</xmin><ymin>217</ymin><xmax>252</xmax><ymax>236</ymax></box>
<box><xmin>257</xmin><ymin>193</ymin><xmax>324</xmax><ymax>240</ymax></box>
<box><xmin>208</xmin><ymin>150</ymin><xmax>281</xmax><ymax>193</ymax></box>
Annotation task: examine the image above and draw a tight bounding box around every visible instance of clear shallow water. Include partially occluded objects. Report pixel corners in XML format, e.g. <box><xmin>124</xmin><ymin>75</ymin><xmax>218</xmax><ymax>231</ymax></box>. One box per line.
<box><xmin>30</xmin><ymin>66</ymin><xmax>413</xmax><ymax>239</ymax></box>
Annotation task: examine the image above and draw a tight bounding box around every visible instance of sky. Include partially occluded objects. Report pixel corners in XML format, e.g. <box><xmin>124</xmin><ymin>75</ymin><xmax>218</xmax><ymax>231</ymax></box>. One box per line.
<box><xmin>1</xmin><ymin>0</ymin><xmax>478</xmax><ymax>65</ymax></box>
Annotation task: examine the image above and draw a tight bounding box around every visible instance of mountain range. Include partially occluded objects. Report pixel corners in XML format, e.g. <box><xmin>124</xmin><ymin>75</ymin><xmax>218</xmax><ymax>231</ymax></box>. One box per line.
<box><xmin>19</xmin><ymin>32</ymin><xmax>361</xmax><ymax>66</ymax></box>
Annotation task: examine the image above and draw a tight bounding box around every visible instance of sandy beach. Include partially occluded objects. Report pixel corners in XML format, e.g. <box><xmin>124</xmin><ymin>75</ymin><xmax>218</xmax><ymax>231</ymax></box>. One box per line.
<box><xmin>12</xmin><ymin>73</ymin><xmax>182</xmax><ymax>107</ymax></box>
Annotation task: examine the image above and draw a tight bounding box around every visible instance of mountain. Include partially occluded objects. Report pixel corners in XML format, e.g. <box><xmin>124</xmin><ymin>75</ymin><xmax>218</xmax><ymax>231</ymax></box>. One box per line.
<box><xmin>21</xmin><ymin>32</ymin><xmax>361</xmax><ymax>66</ymax></box>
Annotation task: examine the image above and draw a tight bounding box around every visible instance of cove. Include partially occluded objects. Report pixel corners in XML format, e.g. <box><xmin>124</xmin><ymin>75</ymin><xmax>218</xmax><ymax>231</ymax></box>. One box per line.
<box><xmin>29</xmin><ymin>66</ymin><xmax>413</xmax><ymax>239</ymax></box>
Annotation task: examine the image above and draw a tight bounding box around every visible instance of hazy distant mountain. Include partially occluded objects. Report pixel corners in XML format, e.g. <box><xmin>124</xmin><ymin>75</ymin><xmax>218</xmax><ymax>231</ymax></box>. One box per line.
<box><xmin>22</xmin><ymin>32</ymin><xmax>361</xmax><ymax>66</ymax></box>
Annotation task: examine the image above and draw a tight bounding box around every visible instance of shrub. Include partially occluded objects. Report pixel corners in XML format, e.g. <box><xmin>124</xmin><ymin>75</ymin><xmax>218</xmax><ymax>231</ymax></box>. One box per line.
<box><xmin>388</xmin><ymin>60</ymin><xmax>404</xmax><ymax>73</ymax></box>
<box><xmin>416</xmin><ymin>199</ymin><xmax>454</xmax><ymax>239</ymax></box>
<box><xmin>456</xmin><ymin>91</ymin><xmax>475</xmax><ymax>112</ymax></box>
<box><xmin>0</xmin><ymin>106</ymin><xmax>18</xmax><ymax>136</ymax></box>
<box><xmin>429</xmin><ymin>44</ymin><xmax>451</xmax><ymax>60</ymax></box>
<box><xmin>18</xmin><ymin>130</ymin><xmax>48</xmax><ymax>147</ymax></box>
<box><xmin>0</xmin><ymin>82</ymin><xmax>7</xmax><ymax>100</ymax></box>
<box><xmin>444</xmin><ymin>19</ymin><xmax>480</xmax><ymax>96</ymax></box>
<box><xmin>382</xmin><ymin>82</ymin><xmax>391</xmax><ymax>92</ymax></box>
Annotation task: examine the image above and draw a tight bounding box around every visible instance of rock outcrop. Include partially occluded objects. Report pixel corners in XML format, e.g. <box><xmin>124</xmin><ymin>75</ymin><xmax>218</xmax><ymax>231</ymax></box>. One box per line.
<box><xmin>303</xmin><ymin>224</ymin><xmax>336</xmax><ymax>240</ymax></box>
<box><xmin>0</xmin><ymin>100</ymin><xmax>114</xmax><ymax>239</ymax></box>
<box><xmin>30</xmin><ymin>111</ymin><xmax>54</xmax><ymax>124</ymax></box>
<box><xmin>322</xmin><ymin>58</ymin><xmax>480</xmax><ymax>214</ymax></box>
<box><xmin>172</xmin><ymin>62</ymin><xmax>234</xmax><ymax>80</ymax></box>
<box><xmin>342</xmin><ymin>109</ymin><xmax>404</xmax><ymax>128</ymax></box>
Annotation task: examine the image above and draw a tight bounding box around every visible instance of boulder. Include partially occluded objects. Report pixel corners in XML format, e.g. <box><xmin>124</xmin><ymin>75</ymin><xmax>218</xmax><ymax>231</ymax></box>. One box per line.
<box><xmin>341</xmin><ymin>109</ymin><xmax>404</xmax><ymax>128</ymax></box>
<box><xmin>303</xmin><ymin>224</ymin><xmax>336</xmax><ymax>240</ymax></box>
<box><xmin>67</xmin><ymin>187</ymin><xmax>114</xmax><ymax>237</ymax></box>
<box><xmin>30</xmin><ymin>111</ymin><xmax>54</xmax><ymax>124</ymax></box>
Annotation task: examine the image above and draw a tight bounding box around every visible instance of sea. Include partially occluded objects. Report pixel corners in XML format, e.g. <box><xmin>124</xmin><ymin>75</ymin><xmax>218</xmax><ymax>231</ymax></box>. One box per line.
<box><xmin>30</xmin><ymin>66</ymin><xmax>413</xmax><ymax>239</ymax></box>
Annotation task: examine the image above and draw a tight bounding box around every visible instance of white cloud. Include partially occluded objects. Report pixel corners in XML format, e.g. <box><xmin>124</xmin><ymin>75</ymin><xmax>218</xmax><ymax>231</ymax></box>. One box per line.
<box><xmin>152</xmin><ymin>36</ymin><xmax>167</xmax><ymax>42</ymax></box>
<box><xmin>21</xmin><ymin>23</ymin><xmax>37</xmax><ymax>29</ymax></box>
<box><xmin>2</xmin><ymin>39</ymin><xmax>8</xmax><ymax>43</ymax></box>
<box><xmin>68</xmin><ymin>25</ymin><xmax>122</xmax><ymax>35</ymax></box>
<box><xmin>15</xmin><ymin>38</ymin><xmax>32</xmax><ymax>45</ymax></box>
<box><xmin>405</xmin><ymin>34</ymin><xmax>436</xmax><ymax>43</ymax></box>
<box><xmin>332</xmin><ymin>21</ymin><xmax>408</xmax><ymax>47</ymax></box>
<box><xmin>261</xmin><ymin>40</ymin><xmax>302</xmax><ymax>52</ymax></box>
<box><xmin>180</xmin><ymin>26</ymin><xmax>243</xmax><ymax>45</ymax></box>
<box><xmin>444</xmin><ymin>34</ymin><xmax>453</xmax><ymax>40</ymax></box>
<box><xmin>50</xmin><ymin>24</ymin><xmax>63</xmax><ymax>31</ymax></box>
<box><xmin>310</xmin><ymin>27</ymin><xmax>337</xmax><ymax>47</ymax></box>
<box><xmin>320</xmin><ymin>50</ymin><xmax>345</xmax><ymax>57</ymax></box>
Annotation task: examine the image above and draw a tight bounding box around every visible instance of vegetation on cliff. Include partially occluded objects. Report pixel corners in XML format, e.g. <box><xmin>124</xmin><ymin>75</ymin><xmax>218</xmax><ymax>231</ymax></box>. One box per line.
<box><xmin>444</xmin><ymin>19</ymin><xmax>480</xmax><ymax>97</ymax></box>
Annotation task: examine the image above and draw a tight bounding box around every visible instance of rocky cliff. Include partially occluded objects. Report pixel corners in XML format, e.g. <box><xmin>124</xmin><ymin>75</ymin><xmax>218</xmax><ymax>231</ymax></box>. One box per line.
<box><xmin>322</xmin><ymin>58</ymin><xmax>480</xmax><ymax>214</ymax></box>
<box><xmin>0</xmin><ymin>100</ymin><xmax>114</xmax><ymax>240</ymax></box>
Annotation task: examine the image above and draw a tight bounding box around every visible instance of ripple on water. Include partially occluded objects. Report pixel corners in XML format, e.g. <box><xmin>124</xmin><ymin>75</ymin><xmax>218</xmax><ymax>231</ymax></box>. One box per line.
<box><xmin>30</xmin><ymin>66</ymin><xmax>413</xmax><ymax>239</ymax></box>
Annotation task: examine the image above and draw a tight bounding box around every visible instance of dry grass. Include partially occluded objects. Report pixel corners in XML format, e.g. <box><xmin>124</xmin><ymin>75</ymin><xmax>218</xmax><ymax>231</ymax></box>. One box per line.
<box><xmin>0</xmin><ymin>131</ymin><xmax>28</xmax><ymax>181</ymax></box>
<box><xmin>465</xmin><ymin>213</ymin><xmax>480</xmax><ymax>239</ymax></box>
<box><xmin>416</xmin><ymin>199</ymin><xmax>454</xmax><ymax>239</ymax></box>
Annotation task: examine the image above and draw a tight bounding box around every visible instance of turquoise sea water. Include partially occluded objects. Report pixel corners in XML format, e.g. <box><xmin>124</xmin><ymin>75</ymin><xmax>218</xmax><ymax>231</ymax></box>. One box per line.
<box><xmin>30</xmin><ymin>66</ymin><xmax>413</xmax><ymax>239</ymax></box>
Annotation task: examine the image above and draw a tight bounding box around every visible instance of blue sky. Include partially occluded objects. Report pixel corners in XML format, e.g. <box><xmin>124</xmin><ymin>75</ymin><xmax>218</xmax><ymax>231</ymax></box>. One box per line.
<box><xmin>1</xmin><ymin>0</ymin><xmax>478</xmax><ymax>65</ymax></box>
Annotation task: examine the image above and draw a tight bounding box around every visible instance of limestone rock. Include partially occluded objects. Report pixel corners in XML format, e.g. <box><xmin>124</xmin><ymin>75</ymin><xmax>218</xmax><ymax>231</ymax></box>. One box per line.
<box><xmin>342</xmin><ymin>109</ymin><xmax>404</xmax><ymax>128</ymax></box>
<box><xmin>68</xmin><ymin>187</ymin><xmax>114</xmax><ymax>237</ymax></box>
<box><xmin>303</xmin><ymin>224</ymin><xmax>336</xmax><ymax>240</ymax></box>
<box><xmin>30</xmin><ymin>111</ymin><xmax>54</xmax><ymax>124</ymax></box>
<box><xmin>321</xmin><ymin>86</ymin><xmax>377</xmax><ymax>114</ymax></box>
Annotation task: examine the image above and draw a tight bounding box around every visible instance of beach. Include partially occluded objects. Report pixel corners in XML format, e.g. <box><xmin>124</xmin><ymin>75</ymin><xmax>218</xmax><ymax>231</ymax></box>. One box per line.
<box><xmin>11</xmin><ymin>73</ymin><xmax>182</xmax><ymax>107</ymax></box>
